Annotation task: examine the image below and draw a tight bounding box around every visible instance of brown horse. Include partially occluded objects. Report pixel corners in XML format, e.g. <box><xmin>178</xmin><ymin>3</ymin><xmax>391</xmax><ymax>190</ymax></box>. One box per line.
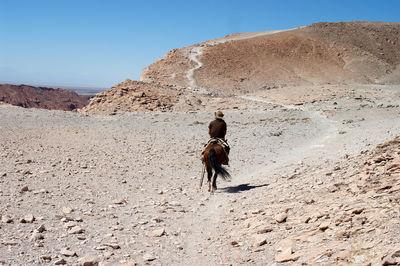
<box><xmin>201</xmin><ymin>143</ymin><xmax>231</xmax><ymax>194</ymax></box>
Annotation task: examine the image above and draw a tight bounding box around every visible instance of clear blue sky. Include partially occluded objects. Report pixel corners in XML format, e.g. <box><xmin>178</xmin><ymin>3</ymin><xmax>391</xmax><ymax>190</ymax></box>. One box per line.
<box><xmin>1</xmin><ymin>0</ymin><xmax>399</xmax><ymax>88</ymax></box>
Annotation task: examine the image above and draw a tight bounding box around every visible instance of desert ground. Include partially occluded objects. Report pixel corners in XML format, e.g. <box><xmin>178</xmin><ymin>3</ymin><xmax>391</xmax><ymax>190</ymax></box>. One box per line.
<box><xmin>1</xmin><ymin>84</ymin><xmax>400</xmax><ymax>265</ymax></box>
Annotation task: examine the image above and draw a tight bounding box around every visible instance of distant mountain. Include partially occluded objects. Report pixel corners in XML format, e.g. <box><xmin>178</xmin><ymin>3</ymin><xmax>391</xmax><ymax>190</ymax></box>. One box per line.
<box><xmin>0</xmin><ymin>84</ymin><xmax>90</xmax><ymax>111</ymax></box>
<box><xmin>140</xmin><ymin>21</ymin><xmax>400</xmax><ymax>94</ymax></box>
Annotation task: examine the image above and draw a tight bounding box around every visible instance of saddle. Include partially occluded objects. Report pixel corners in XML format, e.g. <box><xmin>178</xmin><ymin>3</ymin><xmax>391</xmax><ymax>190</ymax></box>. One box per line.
<box><xmin>204</xmin><ymin>138</ymin><xmax>229</xmax><ymax>150</ymax></box>
<box><xmin>203</xmin><ymin>138</ymin><xmax>230</xmax><ymax>165</ymax></box>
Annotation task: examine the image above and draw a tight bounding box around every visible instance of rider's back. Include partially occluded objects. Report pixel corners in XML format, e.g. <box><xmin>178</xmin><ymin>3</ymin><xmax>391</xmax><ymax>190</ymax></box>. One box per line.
<box><xmin>208</xmin><ymin>119</ymin><xmax>227</xmax><ymax>138</ymax></box>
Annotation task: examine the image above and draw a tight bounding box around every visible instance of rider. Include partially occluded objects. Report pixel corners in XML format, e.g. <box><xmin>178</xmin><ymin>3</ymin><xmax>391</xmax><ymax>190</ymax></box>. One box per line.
<box><xmin>207</xmin><ymin>110</ymin><xmax>230</xmax><ymax>155</ymax></box>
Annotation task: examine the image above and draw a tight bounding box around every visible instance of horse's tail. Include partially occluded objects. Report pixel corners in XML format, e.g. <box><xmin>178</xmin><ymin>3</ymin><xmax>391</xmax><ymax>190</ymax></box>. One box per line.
<box><xmin>209</xmin><ymin>149</ymin><xmax>231</xmax><ymax>180</ymax></box>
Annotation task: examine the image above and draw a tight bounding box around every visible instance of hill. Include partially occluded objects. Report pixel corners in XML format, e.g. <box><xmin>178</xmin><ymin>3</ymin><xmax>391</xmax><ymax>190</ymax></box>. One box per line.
<box><xmin>0</xmin><ymin>84</ymin><xmax>90</xmax><ymax>111</ymax></box>
<box><xmin>80</xmin><ymin>79</ymin><xmax>210</xmax><ymax>115</ymax></box>
<box><xmin>140</xmin><ymin>21</ymin><xmax>400</xmax><ymax>95</ymax></box>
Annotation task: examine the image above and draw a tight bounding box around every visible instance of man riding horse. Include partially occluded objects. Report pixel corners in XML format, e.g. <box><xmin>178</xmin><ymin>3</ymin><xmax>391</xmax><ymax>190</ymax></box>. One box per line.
<box><xmin>201</xmin><ymin>111</ymin><xmax>231</xmax><ymax>193</ymax></box>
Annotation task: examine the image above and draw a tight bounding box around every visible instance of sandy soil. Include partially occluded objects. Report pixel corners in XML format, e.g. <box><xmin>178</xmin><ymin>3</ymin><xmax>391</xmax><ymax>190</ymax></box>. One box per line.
<box><xmin>1</xmin><ymin>84</ymin><xmax>400</xmax><ymax>265</ymax></box>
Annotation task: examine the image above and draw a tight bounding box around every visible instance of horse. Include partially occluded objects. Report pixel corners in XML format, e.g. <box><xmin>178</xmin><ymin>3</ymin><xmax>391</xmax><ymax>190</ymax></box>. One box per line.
<box><xmin>201</xmin><ymin>142</ymin><xmax>231</xmax><ymax>194</ymax></box>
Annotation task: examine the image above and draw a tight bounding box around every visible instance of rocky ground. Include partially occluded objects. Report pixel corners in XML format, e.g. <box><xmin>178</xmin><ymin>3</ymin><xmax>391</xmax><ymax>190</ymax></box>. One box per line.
<box><xmin>1</xmin><ymin>84</ymin><xmax>400</xmax><ymax>265</ymax></box>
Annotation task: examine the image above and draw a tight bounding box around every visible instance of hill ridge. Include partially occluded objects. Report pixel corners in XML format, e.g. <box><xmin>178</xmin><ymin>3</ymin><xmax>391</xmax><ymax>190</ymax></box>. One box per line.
<box><xmin>140</xmin><ymin>21</ymin><xmax>400</xmax><ymax>95</ymax></box>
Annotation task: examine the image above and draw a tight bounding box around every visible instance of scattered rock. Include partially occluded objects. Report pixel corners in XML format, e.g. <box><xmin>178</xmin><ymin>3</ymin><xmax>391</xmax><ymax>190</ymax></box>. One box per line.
<box><xmin>30</xmin><ymin>232</ymin><xmax>44</xmax><ymax>241</ymax></box>
<box><xmin>20</xmin><ymin>214</ymin><xmax>35</xmax><ymax>223</ymax></box>
<box><xmin>382</xmin><ymin>250</ymin><xmax>400</xmax><ymax>265</ymax></box>
<box><xmin>305</xmin><ymin>199</ymin><xmax>315</xmax><ymax>204</ymax></box>
<box><xmin>40</xmin><ymin>255</ymin><xmax>52</xmax><ymax>261</ymax></box>
<box><xmin>334</xmin><ymin>249</ymin><xmax>351</xmax><ymax>260</ymax></box>
<box><xmin>22</xmin><ymin>170</ymin><xmax>32</xmax><ymax>175</ymax></box>
<box><xmin>63</xmin><ymin>221</ymin><xmax>77</xmax><ymax>229</ymax></box>
<box><xmin>257</xmin><ymin>227</ymin><xmax>273</xmax><ymax>234</ymax></box>
<box><xmin>103</xmin><ymin>251</ymin><xmax>114</xmax><ymax>259</ymax></box>
<box><xmin>351</xmin><ymin>208</ymin><xmax>364</xmax><ymax>215</ymax></box>
<box><xmin>275</xmin><ymin>247</ymin><xmax>299</xmax><ymax>263</ymax></box>
<box><xmin>113</xmin><ymin>199</ymin><xmax>127</xmax><ymax>205</ymax></box>
<box><xmin>143</xmin><ymin>253</ymin><xmax>156</xmax><ymax>261</ymax></box>
<box><xmin>69</xmin><ymin>226</ymin><xmax>84</xmax><ymax>234</ymax></box>
<box><xmin>1</xmin><ymin>215</ymin><xmax>13</xmax><ymax>223</ymax></box>
<box><xmin>149</xmin><ymin>228</ymin><xmax>165</xmax><ymax>237</ymax></box>
<box><xmin>78</xmin><ymin>256</ymin><xmax>99</xmax><ymax>266</ymax></box>
<box><xmin>37</xmin><ymin>224</ymin><xmax>46</xmax><ymax>233</ymax></box>
<box><xmin>54</xmin><ymin>258</ymin><xmax>67</xmax><ymax>265</ymax></box>
<box><xmin>60</xmin><ymin>248</ymin><xmax>77</xmax><ymax>257</ymax></box>
<box><xmin>20</xmin><ymin>186</ymin><xmax>29</xmax><ymax>192</ymax></box>
<box><xmin>319</xmin><ymin>221</ymin><xmax>330</xmax><ymax>231</ymax></box>
<box><xmin>254</xmin><ymin>236</ymin><xmax>267</xmax><ymax>247</ymax></box>
<box><xmin>103</xmin><ymin>243</ymin><xmax>120</xmax><ymax>249</ymax></box>
<box><xmin>62</xmin><ymin>207</ymin><xmax>74</xmax><ymax>214</ymax></box>
<box><xmin>60</xmin><ymin>216</ymin><xmax>74</xmax><ymax>222</ymax></box>
<box><xmin>353</xmin><ymin>255</ymin><xmax>366</xmax><ymax>263</ymax></box>
<box><xmin>231</xmin><ymin>241</ymin><xmax>239</xmax><ymax>246</ymax></box>
<box><xmin>169</xmin><ymin>201</ymin><xmax>181</xmax><ymax>207</ymax></box>
<box><xmin>275</xmin><ymin>213</ymin><xmax>288</xmax><ymax>223</ymax></box>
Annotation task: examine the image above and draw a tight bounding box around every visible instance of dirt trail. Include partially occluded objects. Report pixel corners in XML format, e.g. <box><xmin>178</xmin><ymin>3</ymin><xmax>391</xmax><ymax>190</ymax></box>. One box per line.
<box><xmin>179</xmin><ymin>95</ymin><xmax>338</xmax><ymax>265</ymax></box>
<box><xmin>186</xmin><ymin>46</ymin><xmax>204</xmax><ymax>90</ymax></box>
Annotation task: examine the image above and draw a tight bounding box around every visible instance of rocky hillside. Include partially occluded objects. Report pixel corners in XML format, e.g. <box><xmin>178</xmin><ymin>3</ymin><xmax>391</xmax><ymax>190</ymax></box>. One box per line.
<box><xmin>80</xmin><ymin>79</ymin><xmax>211</xmax><ymax>115</ymax></box>
<box><xmin>140</xmin><ymin>21</ymin><xmax>400</xmax><ymax>94</ymax></box>
<box><xmin>225</xmin><ymin>136</ymin><xmax>400</xmax><ymax>264</ymax></box>
<box><xmin>0</xmin><ymin>84</ymin><xmax>89</xmax><ymax>111</ymax></box>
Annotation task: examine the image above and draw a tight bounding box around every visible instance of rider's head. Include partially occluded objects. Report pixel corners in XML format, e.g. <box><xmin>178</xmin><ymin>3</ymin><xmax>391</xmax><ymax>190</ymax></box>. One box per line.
<box><xmin>215</xmin><ymin>110</ymin><xmax>224</xmax><ymax>119</ymax></box>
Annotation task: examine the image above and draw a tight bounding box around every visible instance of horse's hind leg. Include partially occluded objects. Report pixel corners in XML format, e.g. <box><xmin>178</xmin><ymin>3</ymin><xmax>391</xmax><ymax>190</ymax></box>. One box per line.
<box><xmin>211</xmin><ymin>173</ymin><xmax>218</xmax><ymax>194</ymax></box>
<box><xmin>207</xmin><ymin>168</ymin><xmax>212</xmax><ymax>192</ymax></box>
